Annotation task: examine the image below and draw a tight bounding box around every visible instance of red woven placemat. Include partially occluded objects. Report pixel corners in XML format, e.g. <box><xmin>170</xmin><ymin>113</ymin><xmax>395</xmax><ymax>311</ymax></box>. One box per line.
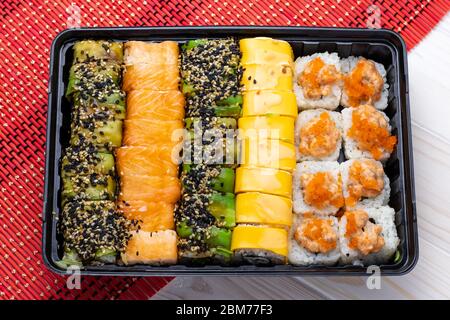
<box><xmin>0</xmin><ymin>0</ymin><xmax>448</xmax><ymax>300</ymax></box>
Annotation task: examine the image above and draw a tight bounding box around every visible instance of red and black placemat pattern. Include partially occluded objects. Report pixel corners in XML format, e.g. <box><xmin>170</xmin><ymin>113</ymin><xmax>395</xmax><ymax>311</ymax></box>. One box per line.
<box><xmin>0</xmin><ymin>0</ymin><xmax>448</xmax><ymax>300</ymax></box>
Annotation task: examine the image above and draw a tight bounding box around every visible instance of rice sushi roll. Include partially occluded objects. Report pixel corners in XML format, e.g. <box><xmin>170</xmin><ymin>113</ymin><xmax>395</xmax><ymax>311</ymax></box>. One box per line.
<box><xmin>293</xmin><ymin>161</ymin><xmax>344</xmax><ymax>215</ymax></box>
<box><xmin>231</xmin><ymin>225</ymin><xmax>288</xmax><ymax>265</ymax></box>
<box><xmin>288</xmin><ymin>213</ymin><xmax>340</xmax><ymax>266</ymax></box>
<box><xmin>59</xmin><ymin>200</ymin><xmax>133</xmax><ymax>266</ymax></box>
<box><xmin>235</xmin><ymin>167</ymin><xmax>293</xmax><ymax>199</ymax></box>
<box><xmin>126</xmin><ymin>90</ymin><xmax>185</xmax><ymax>121</ymax></box>
<box><xmin>238</xmin><ymin>116</ymin><xmax>295</xmax><ymax>144</ymax></box>
<box><xmin>236</xmin><ymin>192</ymin><xmax>293</xmax><ymax>227</ymax></box>
<box><xmin>72</xmin><ymin>40</ymin><xmax>123</xmax><ymax>63</ymax></box>
<box><xmin>293</xmin><ymin>52</ymin><xmax>342</xmax><ymax>110</ymax></box>
<box><xmin>341</xmin><ymin>56</ymin><xmax>389</xmax><ymax>110</ymax></box>
<box><xmin>240</xmin><ymin>37</ymin><xmax>294</xmax><ymax>67</ymax></box>
<box><xmin>342</xmin><ymin>104</ymin><xmax>397</xmax><ymax>161</ymax></box>
<box><xmin>242</xmin><ymin>90</ymin><xmax>297</xmax><ymax>118</ymax></box>
<box><xmin>294</xmin><ymin>109</ymin><xmax>342</xmax><ymax>162</ymax></box>
<box><xmin>341</xmin><ymin>159</ymin><xmax>390</xmax><ymax>209</ymax></box>
<box><xmin>122</xmin><ymin>230</ymin><xmax>178</xmax><ymax>265</ymax></box>
<box><xmin>124</xmin><ymin>41</ymin><xmax>179</xmax><ymax>66</ymax></box>
<box><xmin>339</xmin><ymin>207</ymin><xmax>399</xmax><ymax>265</ymax></box>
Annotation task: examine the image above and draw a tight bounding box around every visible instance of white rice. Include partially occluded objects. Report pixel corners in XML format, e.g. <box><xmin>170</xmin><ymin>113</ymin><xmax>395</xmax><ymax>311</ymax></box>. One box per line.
<box><xmin>288</xmin><ymin>214</ymin><xmax>340</xmax><ymax>266</ymax></box>
<box><xmin>294</xmin><ymin>109</ymin><xmax>343</xmax><ymax>162</ymax></box>
<box><xmin>338</xmin><ymin>206</ymin><xmax>399</xmax><ymax>266</ymax></box>
<box><xmin>340</xmin><ymin>56</ymin><xmax>389</xmax><ymax>110</ymax></box>
<box><xmin>293</xmin><ymin>52</ymin><xmax>342</xmax><ymax>110</ymax></box>
<box><xmin>340</xmin><ymin>159</ymin><xmax>390</xmax><ymax>209</ymax></box>
<box><xmin>341</xmin><ymin>107</ymin><xmax>393</xmax><ymax>162</ymax></box>
<box><xmin>293</xmin><ymin>161</ymin><xmax>342</xmax><ymax>215</ymax></box>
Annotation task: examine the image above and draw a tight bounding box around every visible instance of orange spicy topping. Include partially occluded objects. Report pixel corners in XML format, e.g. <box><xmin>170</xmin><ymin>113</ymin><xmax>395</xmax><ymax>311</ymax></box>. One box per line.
<box><xmin>298</xmin><ymin>57</ymin><xmax>341</xmax><ymax>99</ymax></box>
<box><xmin>346</xmin><ymin>159</ymin><xmax>384</xmax><ymax>207</ymax></box>
<box><xmin>347</xmin><ymin>105</ymin><xmax>397</xmax><ymax>160</ymax></box>
<box><xmin>343</xmin><ymin>58</ymin><xmax>384</xmax><ymax>107</ymax></box>
<box><xmin>299</xmin><ymin>112</ymin><xmax>340</xmax><ymax>158</ymax></box>
<box><xmin>344</xmin><ymin>210</ymin><xmax>384</xmax><ymax>255</ymax></box>
<box><xmin>295</xmin><ymin>217</ymin><xmax>337</xmax><ymax>253</ymax></box>
<box><xmin>300</xmin><ymin>172</ymin><xmax>344</xmax><ymax>209</ymax></box>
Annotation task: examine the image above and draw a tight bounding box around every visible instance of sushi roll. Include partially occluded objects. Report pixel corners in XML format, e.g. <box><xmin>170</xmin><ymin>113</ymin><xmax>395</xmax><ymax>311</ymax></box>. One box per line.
<box><xmin>231</xmin><ymin>225</ymin><xmax>288</xmax><ymax>265</ymax></box>
<box><xmin>118</xmin><ymin>175</ymin><xmax>181</xmax><ymax>204</ymax></box>
<box><xmin>126</xmin><ymin>90</ymin><xmax>185</xmax><ymax>121</ymax></box>
<box><xmin>122</xmin><ymin>63</ymin><xmax>180</xmax><ymax>92</ymax></box>
<box><xmin>236</xmin><ymin>192</ymin><xmax>293</xmax><ymax>227</ymax></box>
<box><xmin>242</xmin><ymin>90</ymin><xmax>297</xmax><ymax>118</ymax></box>
<box><xmin>235</xmin><ymin>167</ymin><xmax>293</xmax><ymax>199</ymax></box>
<box><xmin>239</xmin><ymin>138</ymin><xmax>296</xmax><ymax>172</ymax></box>
<box><xmin>181</xmin><ymin>38</ymin><xmax>243</xmax><ymax>118</ymax></box>
<box><xmin>62</xmin><ymin>173</ymin><xmax>116</xmax><ymax>203</ymax></box>
<box><xmin>341</xmin><ymin>56</ymin><xmax>389</xmax><ymax>110</ymax></box>
<box><xmin>293</xmin><ymin>161</ymin><xmax>344</xmax><ymax>215</ymax></box>
<box><xmin>342</xmin><ymin>104</ymin><xmax>397</xmax><ymax>161</ymax></box>
<box><xmin>241</xmin><ymin>64</ymin><xmax>293</xmax><ymax>92</ymax></box>
<box><xmin>73</xmin><ymin>90</ymin><xmax>126</xmax><ymax>121</ymax></box>
<box><xmin>294</xmin><ymin>109</ymin><xmax>342</xmax><ymax>162</ymax></box>
<box><xmin>293</xmin><ymin>52</ymin><xmax>342</xmax><ymax>110</ymax></box>
<box><xmin>123</xmin><ymin>119</ymin><xmax>184</xmax><ymax>148</ymax></box>
<box><xmin>70</xmin><ymin>118</ymin><xmax>123</xmax><ymax>151</ymax></box>
<box><xmin>124</xmin><ymin>41</ymin><xmax>179</xmax><ymax>66</ymax></box>
<box><xmin>238</xmin><ymin>116</ymin><xmax>295</xmax><ymax>144</ymax></box>
<box><xmin>122</xmin><ymin>230</ymin><xmax>178</xmax><ymax>265</ymax></box>
<box><xmin>339</xmin><ymin>207</ymin><xmax>399</xmax><ymax>265</ymax></box>
<box><xmin>116</xmin><ymin>146</ymin><xmax>179</xmax><ymax>177</ymax></box>
<box><xmin>118</xmin><ymin>200</ymin><xmax>175</xmax><ymax>233</ymax></box>
<box><xmin>59</xmin><ymin>200</ymin><xmax>133</xmax><ymax>266</ymax></box>
<box><xmin>72</xmin><ymin>40</ymin><xmax>123</xmax><ymax>63</ymax></box>
<box><xmin>288</xmin><ymin>213</ymin><xmax>340</xmax><ymax>266</ymax></box>
<box><xmin>61</xmin><ymin>147</ymin><xmax>115</xmax><ymax>177</ymax></box>
<box><xmin>240</xmin><ymin>37</ymin><xmax>294</xmax><ymax>67</ymax></box>
<box><xmin>181</xmin><ymin>164</ymin><xmax>235</xmax><ymax>194</ymax></box>
<box><xmin>341</xmin><ymin>159</ymin><xmax>390</xmax><ymax>209</ymax></box>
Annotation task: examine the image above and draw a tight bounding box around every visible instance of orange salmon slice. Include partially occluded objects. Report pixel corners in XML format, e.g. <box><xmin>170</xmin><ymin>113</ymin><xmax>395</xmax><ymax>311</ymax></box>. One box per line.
<box><xmin>121</xmin><ymin>230</ymin><xmax>178</xmax><ymax>265</ymax></box>
<box><xmin>123</xmin><ymin>64</ymin><xmax>180</xmax><ymax>91</ymax></box>
<box><xmin>116</xmin><ymin>146</ymin><xmax>179</xmax><ymax>177</ymax></box>
<box><xmin>126</xmin><ymin>90</ymin><xmax>185</xmax><ymax>121</ymax></box>
<box><xmin>123</xmin><ymin>119</ymin><xmax>184</xmax><ymax>147</ymax></box>
<box><xmin>118</xmin><ymin>200</ymin><xmax>175</xmax><ymax>232</ymax></box>
<box><xmin>119</xmin><ymin>174</ymin><xmax>181</xmax><ymax>204</ymax></box>
<box><xmin>124</xmin><ymin>41</ymin><xmax>179</xmax><ymax>66</ymax></box>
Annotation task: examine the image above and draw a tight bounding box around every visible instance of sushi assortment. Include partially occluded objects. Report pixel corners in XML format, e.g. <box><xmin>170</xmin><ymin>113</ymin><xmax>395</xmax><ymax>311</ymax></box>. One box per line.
<box><xmin>58</xmin><ymin>38</ymin><xmax>400</xmax><ymax>269</ymax></box>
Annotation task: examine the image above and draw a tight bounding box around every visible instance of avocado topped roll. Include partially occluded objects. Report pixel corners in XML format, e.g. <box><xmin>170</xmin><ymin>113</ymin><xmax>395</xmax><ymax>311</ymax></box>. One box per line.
<box><xmin>58</xmin><ymin>200</ymin><xmax>134</xmax><ymax>267</ymax></box>
<box><xmin>181</xmin><ymin>38</ymin><xmax>243</xmax><ymax>118</ymax></box>
<box><xmin>61</xmin><ymin>146</ymin><xmax>115</xmax><ymax>178</ymax></box>
<box><xmin>62</xmin><ymin>173</ymin><xmax>116</xmax><ymax>203</ymax></box>
<box><xmin>73</xmin><ymin>40</ymin><xmax>124</xmax><ymax>63</ymax></box>
<box><xmin>181</xmin><ymin>164</ymin><xmax>235</xmax><ymax>194</ymax></box>
<box><xmin>70</xmin><ymin>118</ymin><xmax>123</xmax><ymax>151</ymax></box>
<box><xmin>73</xmin><ymin>90</ymin><xmax>126</xmax><ymax>120</ymax></box>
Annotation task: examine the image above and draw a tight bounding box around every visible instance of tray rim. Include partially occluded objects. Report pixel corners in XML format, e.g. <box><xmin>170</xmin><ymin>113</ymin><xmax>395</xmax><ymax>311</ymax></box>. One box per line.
<box><xmin>42</xmin><ymin>26</ymin><xmax>418</xmax><ymax>277</ymax></box>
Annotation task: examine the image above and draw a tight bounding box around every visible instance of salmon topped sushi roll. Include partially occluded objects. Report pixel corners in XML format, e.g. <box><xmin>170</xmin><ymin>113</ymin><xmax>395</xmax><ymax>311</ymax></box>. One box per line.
<box><xmin>341</xmin><ymin>56</ymin><xmax>389</xmax><ymax>110</ymax></box>
<box><xmin>124</xmin><ymin>41</ymin><xmax>179</xmax><ymax>66</ymax></box>
<box><xmin>126</xmin><ymin>90</ymin><xmax>185</xmax><ymax>121</ymax></box>
<box><xmin>122</xmin><ymin>63</ymin><xmax>180</xmax><ymax>91</ymax></box>
<box><xmin>293</xmin><ymin>161</ymin><xmax>344</xmax><ymax>215</ymax></box>
<box><xmin>289</xmin><ymin>213</ymin><xmax>340</xmax><ymax>266</ymax></box>
<box><xmin>342</xmin><ymin>105</ymin><xmax>397</xmax><ymax>161</ymax></box>
<box><xmin>294</xmin><ymin>52</ymin><xmax>342</xmax><ymax>110</ymax></box>
<box><xmin>123</xmin><ymin>119</ymin><xmax>184</xmax><ymax>148</ymax></box>
<box><xmin>295</xmin><ymin>109</ymin><xmax>343</xmax><ymax>162</ymax></box>
<box><xmin>119</xmin><ymin>174</ymin><xmax>181</xmax><ymax>204</ymax></box>
<box><xmin>118</xmin><ymin>200</ymin><xmax>175</xmax><ymax>232</ymax></box>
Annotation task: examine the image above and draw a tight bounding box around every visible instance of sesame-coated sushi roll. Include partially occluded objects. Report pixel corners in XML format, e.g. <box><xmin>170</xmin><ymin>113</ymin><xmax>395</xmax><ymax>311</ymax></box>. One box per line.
<box><xmin>293</xmin><ymin>161</ymin><xmax>344</xmax><ymax>215</ymax></box>
<box><xmin>62</xmin><ymin>174</ymin><xmax>116</xmax><ymax>203</ymax></box>
<box><xmin>294</xmin><ymin>109</ymin><xmax>342</xmax><ymax>162</ymax></box>
<box><xmin>288</xmin><ymin>213</ymin><xmax>340</xmax><ymax>266</ymax></box>
<box><xmin>181</xmin><ymin>164</ymin><xmax>235</xmax><ymax>194</ymax></box>
<box><xmin>338</xmin><ymin>207</ymin><xmax>399</xmax><ymax>265</ymax></box>
<box><xmin>72</xmin><ymin>40</ymin><xmax>123</xmax><ymax>63</ymax></box>
<box><xmin>70</xmin><ymin>119</ymin><xmax>123</xmax><ymax>151</ymax></box>
<box><xmin>293</xmin><ymin>52</ymin><xmax>342</xmax><ymax>110</ymax></box>
<box><xmin>59</xmin><ymin>200</ymin><xmax>133</xmax><ymax>266</ymax></box>
<box><xmin>342</xmin><ymin>105</ymin><xmax>397</xmax><ymax>161</ymax></box>
<box><xmin>231</xmin><ymin>225</ymin><xmax>288</xmax><ymax>265</ymax></box>
<box><xmin>341</xmin><ymin>159</ymin><xmax>390</xmax><ymax>209</ymax></box>
<box><xmin>73</xmin><ymin>90</ymin><xmax>126</xmax><ymax>120</ymax></box>
<box><xmin>61</xmin><ymin>147</ymin><xmax>115</xmax><ymax>178</ymax></box>
<box><xmin>341</xmin><ymin>56</ymin><xmax>389</xmax><ymax>110</ymax></box>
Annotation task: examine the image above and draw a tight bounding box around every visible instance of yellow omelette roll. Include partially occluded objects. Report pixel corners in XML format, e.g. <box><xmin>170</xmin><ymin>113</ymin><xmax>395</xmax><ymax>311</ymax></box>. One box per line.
<box><xmin>238</xmin><ymin>116</ymin><xmax>295</xmax><ymax>144</ymax></box>
<box><xmin>241</xmin><ymin>64</ymin><xmax>293</xmax><ymax>92</ymax></box>
<box><xmin>240</xmin><ymin>138</ymin><xmax>296</xmax><ymax>172</ymax></box>
<box><xmin>240</xmin><ymin>37</ymin><xmax>294</xmax><ymax>66</ymax></box>
<box><xmin>236</xmin><ymin>192</ymin><xmax>293</xmax><ymax>227</ymax></box>
<box><xmin>235</xmin><ymin>167</ymin><xmax>292</xmax><ymax>199</ymax></box>
<box><xmin>242</xmin><ymin>90</ymin><xmax>297</xmax><ymax>118</ymax></box>
<box><xmin>231</xmin><ymin>225</ymin><xmax>288</xmax><ymax>258</ymax></box>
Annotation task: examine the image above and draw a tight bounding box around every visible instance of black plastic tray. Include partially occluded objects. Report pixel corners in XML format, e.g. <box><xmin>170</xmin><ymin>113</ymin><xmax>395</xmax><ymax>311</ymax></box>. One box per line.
<box><xmin>43</xmin><ymin>26</ymin><xmax>418</xmax><ymax>276</ymax></box>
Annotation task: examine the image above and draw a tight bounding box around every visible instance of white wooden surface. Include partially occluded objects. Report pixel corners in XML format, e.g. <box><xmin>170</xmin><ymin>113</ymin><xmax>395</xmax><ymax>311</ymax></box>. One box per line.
<box><xmin>153</xmin><ymin>14</ymin><xmax>450</xmax><ymax>300</ymax></box>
